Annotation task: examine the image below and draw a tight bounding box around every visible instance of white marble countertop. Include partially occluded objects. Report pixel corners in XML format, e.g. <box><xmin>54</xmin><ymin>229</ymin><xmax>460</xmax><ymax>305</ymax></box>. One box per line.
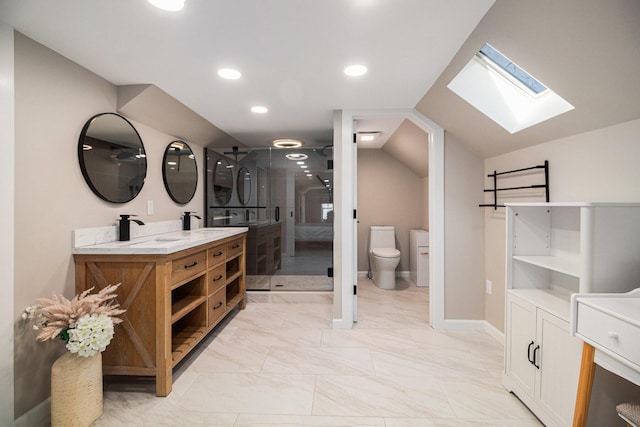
<box><xmin>72</xmin><ymin>227</ymin><xmax>248</xmax><ymax>255</ymax></box>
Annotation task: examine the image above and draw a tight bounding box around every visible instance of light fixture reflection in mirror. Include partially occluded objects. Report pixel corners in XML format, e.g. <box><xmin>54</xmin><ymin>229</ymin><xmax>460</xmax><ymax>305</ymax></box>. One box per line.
<box><xmin>78</xmin><ymin>112</ymin><xmax>147</xmax><ymax>203</ymax></box>
<box><xmin>162</xmin><ymin>141</ymin><xmax>198</xmax><ymax>204</ymax></box>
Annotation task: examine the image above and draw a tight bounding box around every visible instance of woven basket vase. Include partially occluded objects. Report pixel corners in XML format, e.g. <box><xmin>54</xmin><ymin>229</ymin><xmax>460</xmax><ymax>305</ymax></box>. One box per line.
<box><xmin>51</xmin><ymin>351</ymin><xmax>103</xmax><ymax>427</ymax></box>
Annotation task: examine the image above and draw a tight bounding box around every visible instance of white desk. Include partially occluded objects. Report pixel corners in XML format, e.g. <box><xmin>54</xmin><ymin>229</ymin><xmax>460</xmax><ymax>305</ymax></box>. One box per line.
<box><xmin>570</xmin><ymin>289</ymin><xmax>640</xmax><ymax>427</ymax></box>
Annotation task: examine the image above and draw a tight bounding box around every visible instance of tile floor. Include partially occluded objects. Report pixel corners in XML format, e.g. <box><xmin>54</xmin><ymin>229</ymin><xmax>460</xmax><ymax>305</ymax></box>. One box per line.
<box><xmin>97</xmin><ymin>278</ymin><xmax>542</xmax><ymax>426</ymax></box>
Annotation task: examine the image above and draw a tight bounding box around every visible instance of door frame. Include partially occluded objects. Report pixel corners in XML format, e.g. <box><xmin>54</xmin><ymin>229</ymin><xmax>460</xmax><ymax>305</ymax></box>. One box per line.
<box><xmin>332</xmin><ymin>108</ymin><xmax>444</xmax><ymax>329</ymax></box>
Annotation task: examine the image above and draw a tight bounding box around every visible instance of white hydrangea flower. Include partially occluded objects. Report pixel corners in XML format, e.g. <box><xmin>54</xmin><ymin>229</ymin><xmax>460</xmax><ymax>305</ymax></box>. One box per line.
<box><xmin>65</xmin><ymin>313</ymin><xmax>115</xmax><ymax>357</ymax></box>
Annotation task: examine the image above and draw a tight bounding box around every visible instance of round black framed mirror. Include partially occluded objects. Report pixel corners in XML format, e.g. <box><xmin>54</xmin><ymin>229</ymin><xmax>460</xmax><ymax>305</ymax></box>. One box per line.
<box><xmin>237</xmin><ymin>167</ymin><xmax>251</xmax><ymax>205</ymax></box>
<box><xmin>78</xmin><ymin>112</ymin><xmax>147</xmax><ymax>203</ymax></box>
<box><xmin>212</xmin><ymin>157</ymin><xmax>233</xmax><ymax>205</ymax></box>
<box><xmin>162</xmin><ymin>141</ymin><xmax>198</xmax><ymax>204</ymax></box>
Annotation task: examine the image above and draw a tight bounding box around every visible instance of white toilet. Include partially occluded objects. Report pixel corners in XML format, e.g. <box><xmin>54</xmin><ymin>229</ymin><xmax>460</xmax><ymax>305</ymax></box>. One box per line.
<box><xmin>368</xmin><ymin>226</ymin><xmax>401</xmax><ymax>290</ymax></box>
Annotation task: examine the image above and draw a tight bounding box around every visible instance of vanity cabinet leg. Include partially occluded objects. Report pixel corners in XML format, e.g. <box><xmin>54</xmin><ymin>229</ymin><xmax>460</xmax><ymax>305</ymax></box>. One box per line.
<box><xmin>156</xmin><ymin>366</ymin><xmax>172</xmax><ymax>397</ymax></box>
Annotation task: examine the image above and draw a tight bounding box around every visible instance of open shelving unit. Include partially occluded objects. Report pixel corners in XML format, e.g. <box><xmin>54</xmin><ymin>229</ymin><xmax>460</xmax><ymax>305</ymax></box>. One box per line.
<box><xmin>502</xmin><ymin>202</ymin><xmax>640</xmax><ymax>427</ymax></box>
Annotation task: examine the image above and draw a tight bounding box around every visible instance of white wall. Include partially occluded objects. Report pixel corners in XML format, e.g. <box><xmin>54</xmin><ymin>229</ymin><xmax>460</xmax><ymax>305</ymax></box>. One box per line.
<box><xmin>484</xmin><ymin>118</ymin><xmax>640</xmax><ymax>332</ymax></box>
<box><xmin>443</xmin><ymin>132</ymin><xmax>485</xmax><ymax>320</ymax></box>
<box><xmin>0</xmin><ymin>22</ymin><xmax>15</xmax><ymax>426</ymax></box>
<box><xmin>13</xmin><ymin>32</ymin><xmax>206</xmax><ymax>419</ymax></box>
<box><xmin>483</xmin><ymin>118</ymin><xmax>640</xmax><ymax>426</ymax></box>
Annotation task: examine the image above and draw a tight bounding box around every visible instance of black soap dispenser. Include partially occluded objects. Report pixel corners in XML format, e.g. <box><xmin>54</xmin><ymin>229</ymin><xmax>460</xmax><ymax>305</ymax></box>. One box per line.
<box><xmin>118</xmin><ymin>214</ymin><xmax>145</xmax><ymax>241</ymax></box>
<box><xmin>182</xmin><ymin>212</ymin><xmax>201</xmax><ymax>231</ymax></box>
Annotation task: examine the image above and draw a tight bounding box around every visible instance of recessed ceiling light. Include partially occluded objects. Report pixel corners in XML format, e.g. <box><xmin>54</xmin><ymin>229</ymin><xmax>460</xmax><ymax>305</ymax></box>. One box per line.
<box><xmin>148</xmin><ymin>0</ymin><xmax>184</xmax><ymax>11</ymax></box>
<box><xmin>217</xmin><ymin>68</ymin><xmax>242</xmax><ymax>80</ymax></box>
<box><xmin>285</xmin><ymin>153</ymin><xmax>308</xmax><ymax>160</ymax></box>
<box><xmin>357</xmin><ymin>131</ymin><xmax>381</xmax><ymax>142</ymax></box>
<box><xmin>251</xmin><ymin>106</ymin><xmax>268</xmax><ymax>114</ymax></box>
<box><xmin>273</xmin><ymin>139</ymin><xmax>302</xmax><ymax>148</ymax></box>
<box><xmin>344</xmin><ymin>64</ymin><xmax>368</xmax><ymax>77</ymax></box>
<box><xmin>300</xmin><ymin>165</ymin><xmax>308</xmax><ymax>169</ymax></box>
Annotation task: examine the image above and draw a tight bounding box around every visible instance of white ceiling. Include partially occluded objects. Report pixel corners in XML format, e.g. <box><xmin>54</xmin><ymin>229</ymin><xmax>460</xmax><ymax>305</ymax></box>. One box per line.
<box><xmin>0</xmin><ymin>0</ymin><xmax>494</xmax><ymax>148</ymax></box>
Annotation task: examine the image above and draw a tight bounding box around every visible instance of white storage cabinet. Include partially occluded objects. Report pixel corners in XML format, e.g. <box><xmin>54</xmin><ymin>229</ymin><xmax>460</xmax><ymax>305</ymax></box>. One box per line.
<box><xmin>502</xmin><ymin>202</ymin><xmax>640</xmax><ymax>427</ymax></box>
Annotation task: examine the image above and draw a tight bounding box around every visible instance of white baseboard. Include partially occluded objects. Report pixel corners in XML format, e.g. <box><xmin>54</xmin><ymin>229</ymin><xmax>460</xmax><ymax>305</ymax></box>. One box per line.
<box><xmin>15</xmin><ymin>397</ymin><xmax>50</xmax><ymax>427</ymax></box>
<box><xmin>483</xmin><ymin>320</ymin><xmax>505</xmax><ymax>345</ymax></box>
<box><xmin>441</xmin><ymin>319</ymin><xmax>487</xmax><ymax>331</ymax></box>
<box><xmin>440</xmin><ymin>319</ymin><xmax>505</xmax><ymax>344</ymax></box>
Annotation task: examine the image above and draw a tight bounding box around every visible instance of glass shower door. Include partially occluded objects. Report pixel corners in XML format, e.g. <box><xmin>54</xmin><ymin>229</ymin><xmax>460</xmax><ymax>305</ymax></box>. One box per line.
<box><xmin>269</xmin><ymin>146</ymin><xmax>333</xmax><ymax>291</ymax></box>
<box><xmin>206</xmin><ymin>146</ymin><xmax>333</xmax><ymax>292</ymax></box>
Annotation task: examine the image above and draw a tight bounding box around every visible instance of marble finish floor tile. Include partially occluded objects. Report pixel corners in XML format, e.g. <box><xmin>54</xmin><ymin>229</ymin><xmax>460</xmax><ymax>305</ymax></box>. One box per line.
<box><xmin>98</xmin><ymin>276</ymin><xmax>541</xmax><ymax>427</ymax></box>
<box><xmin>312</xmin><ymin>374</ymin><xmax>455</xmax><ymax>418</ymax></box>
<box><xmin>177</xmin><ymin>373</ymin><xmax>316</xmax><ymax>414</ymax></box>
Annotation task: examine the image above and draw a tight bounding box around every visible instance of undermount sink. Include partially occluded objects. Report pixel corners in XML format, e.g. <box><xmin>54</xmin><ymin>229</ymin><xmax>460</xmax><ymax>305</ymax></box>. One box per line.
<box><xmin>128</xmin><ymin>238</ymin><xmax>186</xmax><ymax>248</ymax></box>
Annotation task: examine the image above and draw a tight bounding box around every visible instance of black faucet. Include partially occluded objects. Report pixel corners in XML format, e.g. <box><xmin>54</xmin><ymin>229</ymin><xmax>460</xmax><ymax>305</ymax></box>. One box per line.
<box><xmin>118</xmin><ymin>214</ymin><xmax>145</xmax><ymax>241</ymax></box>
<box><xmin>182</xmin><ymin>212</ymin><xmax>201</xmax><ymax>231</ymax></box>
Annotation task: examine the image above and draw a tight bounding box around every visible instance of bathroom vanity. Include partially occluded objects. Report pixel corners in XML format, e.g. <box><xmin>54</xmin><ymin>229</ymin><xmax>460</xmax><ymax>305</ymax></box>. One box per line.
<box><xmin>72</xmin><ymin>227</ymin><xmax>247</xmax><ymax>396</ymax></box>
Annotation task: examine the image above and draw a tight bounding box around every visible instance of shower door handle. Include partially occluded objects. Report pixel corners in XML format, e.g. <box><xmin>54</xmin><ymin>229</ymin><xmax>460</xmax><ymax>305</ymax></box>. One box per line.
<box><xmin>275</xmin><ymin>206</ymin><xmax>280</xmax><ymax>222</ymax></box>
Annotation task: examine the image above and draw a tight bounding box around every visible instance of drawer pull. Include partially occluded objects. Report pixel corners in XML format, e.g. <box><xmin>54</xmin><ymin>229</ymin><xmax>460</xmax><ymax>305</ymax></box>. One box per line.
<box><xmin>213</xmin><ymin>274</ymin><xmax>223</xmax><ymax>282</ymax></box>
<box><xmin>213</xmin><ymin>301</ymin><xmax>223</xmax><ymax>310</ymax></box>
<box><xmin>608</xmin><ymin>331</ymin><xmax>619</xmax><ymax>341</ymax></box>
<box><xmin>231</xmin><ymin>244</ymin><xmax>240</xmax><ymax>249</ymax></box>
<box><xmin>184</xmin><ymin>261</ymin><xmax>198</xmax><ymax>269</ymax></box>
<box><xmin>212</xmin><ymin>251</ymin><xmax>223</xmax><ymax>257</ymax></box>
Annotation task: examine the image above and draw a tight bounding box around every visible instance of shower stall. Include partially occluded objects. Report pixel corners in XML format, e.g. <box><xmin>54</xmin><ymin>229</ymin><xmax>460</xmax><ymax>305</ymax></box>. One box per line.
<box><xmin>206</xmin><ymin>146</ymin><xmax>333</xmax><ymax>291</ymax></box>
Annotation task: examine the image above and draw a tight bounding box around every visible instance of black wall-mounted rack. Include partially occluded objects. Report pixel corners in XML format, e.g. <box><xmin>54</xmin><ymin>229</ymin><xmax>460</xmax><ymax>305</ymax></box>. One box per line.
<box><xmin>479</xmin><ymin>160</ymin><xmax>549</xmax><ymax>210</ymax></box>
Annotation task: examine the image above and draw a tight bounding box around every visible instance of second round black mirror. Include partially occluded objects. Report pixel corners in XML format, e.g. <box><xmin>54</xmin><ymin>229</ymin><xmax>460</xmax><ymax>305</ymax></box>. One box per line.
<box><xmin>162</xmin><ymin>141</ymin><xmax>198</xmax><ymax>204</ymax></box>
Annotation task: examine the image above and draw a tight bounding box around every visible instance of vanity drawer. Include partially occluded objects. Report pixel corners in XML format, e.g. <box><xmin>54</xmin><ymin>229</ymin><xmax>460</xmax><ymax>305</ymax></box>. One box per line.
<box><xmin>208</xmin><ymin>287</ymin><xmax>226</xmax><ymax>327</ymax></box>
<box><xmin>171</xmin><ymin>250</ymin><xmax>207</xmax><ymax>285</ymax></box>
<box><xmin>208</xmin><ymin>243</ymin><xmax>226</xmax><ymax>267</ymax></box>
<box><xmin>226</xmin><ymin>238</ymin><xmax>243</xmax><ymax>258</ymax></box>
<box><xmin>208</xmin><ymin>264</ymin><xmax>226</xmax><ymax>295</ymax></box>
<box><xmin>577</xmin><ymin>303</ymin><xmax>640</xmax><ymax>364</ymax></box>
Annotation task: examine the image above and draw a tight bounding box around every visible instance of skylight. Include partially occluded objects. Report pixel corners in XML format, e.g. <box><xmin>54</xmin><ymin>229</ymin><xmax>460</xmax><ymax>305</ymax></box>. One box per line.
<box><xmin>447</xmin><ymin>43</ymin><xmax>574</xmax><ymax>134</ymax></box>
<box><xmin>477</xmin><ymin>44</ymin><xmax>547</xmax><ymax>95</ymax></box>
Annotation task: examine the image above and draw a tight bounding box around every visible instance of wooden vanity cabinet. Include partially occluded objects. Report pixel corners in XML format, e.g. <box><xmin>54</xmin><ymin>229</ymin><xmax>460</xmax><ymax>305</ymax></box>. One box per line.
<box><xmin>73</xmin><ymin>233</ymin><xmax>246</xmax><ymax>397</ymax></box>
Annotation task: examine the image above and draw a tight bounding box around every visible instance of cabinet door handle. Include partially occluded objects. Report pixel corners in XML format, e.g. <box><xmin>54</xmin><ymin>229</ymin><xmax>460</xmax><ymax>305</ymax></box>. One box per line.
<box><xmin>184</xmin><ymin>261</ymin><xmax>198</xmax><ymax>269</ymax></box>
<box><xmin>213</xmin><ymin>274</ymin><xmax>223</xmax><ymax>282</ymax></box>
<box><xmin>527</xmin><ymin>341</ymin><xmax>535</xmax><ymax>364</ymax></box>
<box><xmin>532</xmin><ymin>345</ymin><xmax>540</xmax><ymax>369</ymax></box>
<box><xmin>213</xmin><ymin>301</ymin><xmax>223</xmax><ymax>310</ymax></box>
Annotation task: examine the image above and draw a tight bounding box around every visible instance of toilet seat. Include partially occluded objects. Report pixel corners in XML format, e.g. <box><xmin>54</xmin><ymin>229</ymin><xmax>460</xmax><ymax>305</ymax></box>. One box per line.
<box><xmin>371</xmin><ymin>248</ymin><xmax>400</xmax><ymax>258</ymax></box>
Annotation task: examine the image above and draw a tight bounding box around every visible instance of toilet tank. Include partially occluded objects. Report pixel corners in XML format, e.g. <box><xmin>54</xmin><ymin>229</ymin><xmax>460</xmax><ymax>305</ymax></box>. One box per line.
<box><xmin>369</xmin><ymin>226</ymin><xmax>396</xmax><ymax>249</ymax></box>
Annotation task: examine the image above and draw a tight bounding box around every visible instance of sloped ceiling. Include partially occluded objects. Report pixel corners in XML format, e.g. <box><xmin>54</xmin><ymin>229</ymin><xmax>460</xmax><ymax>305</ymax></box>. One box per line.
<box><xmin>383</xmin><ymin>120</ymin><xmax>429</xmax><ymax>178</ymax></box>
<box><xmin>416</xmin><ymin>0</ymin><xmax>640</xmax><ymax>159</ymax></box>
